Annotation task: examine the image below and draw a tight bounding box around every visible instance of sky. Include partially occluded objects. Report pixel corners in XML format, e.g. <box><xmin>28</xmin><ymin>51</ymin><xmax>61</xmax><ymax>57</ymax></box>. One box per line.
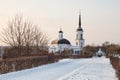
<box><xmin>0</xmin><ymin>0</ymin><xmax>120</xmax><ymax>46</ymax></box>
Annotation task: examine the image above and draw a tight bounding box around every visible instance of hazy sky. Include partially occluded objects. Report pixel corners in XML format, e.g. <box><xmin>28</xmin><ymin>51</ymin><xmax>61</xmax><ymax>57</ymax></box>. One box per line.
<box><xmin>0</xmin><ymin>0</ymin><xmax>120</xmax><ymax>46</ymax></box>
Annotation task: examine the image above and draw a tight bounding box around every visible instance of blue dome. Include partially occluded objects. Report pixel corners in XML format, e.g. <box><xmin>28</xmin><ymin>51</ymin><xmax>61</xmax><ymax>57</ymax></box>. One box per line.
<box><xmin>58</xmin><ymin>38</ymin><xmax>71</xmax><ymax>45</ymax></box>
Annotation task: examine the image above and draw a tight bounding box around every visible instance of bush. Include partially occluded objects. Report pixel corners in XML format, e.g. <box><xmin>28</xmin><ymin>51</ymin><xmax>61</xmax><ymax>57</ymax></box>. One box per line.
<box><xmin>110</xmin><ymin>56</ymin><xmax>120</xmax><ymax>80</ymax></box>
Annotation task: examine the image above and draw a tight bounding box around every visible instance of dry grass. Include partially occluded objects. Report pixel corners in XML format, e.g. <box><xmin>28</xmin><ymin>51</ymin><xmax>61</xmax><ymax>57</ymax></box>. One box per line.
<box><xmin>110</xmin><ymin>56</ymin><xmax>120</xmax><ymax>80</ymax></box>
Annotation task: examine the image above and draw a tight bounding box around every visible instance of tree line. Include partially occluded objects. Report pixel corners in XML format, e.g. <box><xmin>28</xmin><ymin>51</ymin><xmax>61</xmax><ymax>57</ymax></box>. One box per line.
<box><xmin>81</xmin><ymin>41</ymin><xmax>120</xmax><ymax>57</ymax></box>
<box><xmin>0</xmin><ymin>14</ymin><xmax>49</xmax><ymax>58</ymax></box>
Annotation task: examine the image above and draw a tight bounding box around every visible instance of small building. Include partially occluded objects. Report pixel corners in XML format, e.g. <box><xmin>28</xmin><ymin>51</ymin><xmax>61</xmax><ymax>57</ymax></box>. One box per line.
<box><xmin>95</xmin><ymin>48</ymin><xmax>106</xmax><ymax>57</ymax></box>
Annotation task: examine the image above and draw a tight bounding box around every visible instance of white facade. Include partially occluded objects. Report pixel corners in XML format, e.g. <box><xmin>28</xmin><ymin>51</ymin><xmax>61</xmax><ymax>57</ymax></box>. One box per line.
<box><xmin>58</xmin><ymin>44</ymin><xmax>71</xmax><ymax>53</ymax></box>
<box><xmin>49</xmin><ymin>13</ymin><xmax>85</xmax><ymax>55</ymax></box>
<box><xmin>49</xmin><ymin>44</ymin><xmax>58</xmax><ymax>53</ymax></box>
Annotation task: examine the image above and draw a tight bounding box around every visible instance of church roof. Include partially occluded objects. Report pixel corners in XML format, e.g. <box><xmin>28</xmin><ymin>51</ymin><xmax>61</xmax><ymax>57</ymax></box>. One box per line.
<box><xmin>51</xmin><ymin>38</ymin><xmax>71</xmax><ymax>45</ymax></box>
<box><xmin>58</xmin><ymin>38</ymin><xmax>71</xmax><ymax>45</ymax></box>
<box><xmin>51</xmin><ymin>40</ymin><xmax>58</xmax><ymax>44</ymax></box>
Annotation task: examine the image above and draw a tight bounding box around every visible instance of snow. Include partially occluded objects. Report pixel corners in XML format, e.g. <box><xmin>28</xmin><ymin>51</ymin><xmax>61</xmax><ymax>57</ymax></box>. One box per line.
<box><xmin>0</xmin><ymin>57</ymin><xmax>118</xmax><ymax>80</ymax></box>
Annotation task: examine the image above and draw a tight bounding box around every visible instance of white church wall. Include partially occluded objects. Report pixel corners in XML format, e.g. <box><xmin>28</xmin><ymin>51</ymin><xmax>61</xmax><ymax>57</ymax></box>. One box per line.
<box><xmin>71</xmin><ymin>46</ymin><xmax>81</xmax><ymax>55</ymax></box>
<box><xmin>77</xmin><ymin>31</ymin><xmax>83</xmax><ymax>40</ymax></box>
<box><xmin>79</xmin><ymin>39</ymin><xmax>84</xmax><ymax>48</ymax></box>
<box><xmin>49</xmin><ymin>44</ymin><xmax>58</xmax><ymax>53</ymax></box>
<box><xmin>58</xmin><ymin>44</ymin><xmax>71</xmax><ymax>52</ymax></box>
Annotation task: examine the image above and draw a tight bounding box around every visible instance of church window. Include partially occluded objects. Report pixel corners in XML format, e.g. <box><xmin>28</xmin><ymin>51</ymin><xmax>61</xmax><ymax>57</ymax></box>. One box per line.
<box><xmin>81</xmin><ymin>34</ymin><xmax>83</xmax><ymax>39</ymax></box>
<box><xmin>81</xmin><ymin>42</ymin><xmax>83</xmax><ymax>48</ymax></box>
<box><xmin>75</xmin><ymin>51</ymin><xmax>76</xmax><ymax>54</ymax></box>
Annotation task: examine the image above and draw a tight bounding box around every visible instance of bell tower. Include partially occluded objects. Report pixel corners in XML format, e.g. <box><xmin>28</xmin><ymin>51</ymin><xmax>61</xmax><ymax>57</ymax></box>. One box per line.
<box><xmin>76</xmin><ymin>12</ymin><xmax>85</xmax><ymax>49</ymax></box>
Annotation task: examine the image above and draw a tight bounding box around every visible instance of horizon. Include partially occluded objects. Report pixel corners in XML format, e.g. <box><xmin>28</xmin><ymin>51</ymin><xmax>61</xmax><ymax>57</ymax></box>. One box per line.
<box><xmin>0</xmin><ymin>0</ymin><xmax>120</xmax><ymax>46</ymax></box>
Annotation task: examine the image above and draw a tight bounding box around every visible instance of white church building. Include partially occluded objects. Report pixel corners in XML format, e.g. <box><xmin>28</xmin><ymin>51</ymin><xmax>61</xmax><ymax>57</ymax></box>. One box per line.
<box><xmin>49</xmin><ymin>13</ymin><xmax>85</xmax><ymax>55</ymax></box>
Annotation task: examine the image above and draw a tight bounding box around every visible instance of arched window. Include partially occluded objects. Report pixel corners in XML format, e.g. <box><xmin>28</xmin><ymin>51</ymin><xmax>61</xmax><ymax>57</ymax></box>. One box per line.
<box><xmin>81</xmin><ymin>34</ymin><xmax>83</xmax><ymax>39</ymax></box>
<box><xmin>81</xmin><ymin>43</ymin><xmax>83</xmax><ymax>48</ymax></box>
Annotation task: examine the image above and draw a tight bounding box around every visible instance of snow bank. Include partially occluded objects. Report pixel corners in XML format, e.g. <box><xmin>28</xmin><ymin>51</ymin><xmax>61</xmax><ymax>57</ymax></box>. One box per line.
<box><xmin>0</xmin><ymin>57</ymin><xmax>118</xmax><ymax>80</ymax></box>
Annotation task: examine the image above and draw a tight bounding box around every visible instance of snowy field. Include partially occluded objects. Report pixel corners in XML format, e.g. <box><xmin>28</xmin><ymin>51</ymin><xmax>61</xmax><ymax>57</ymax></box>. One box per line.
<box><xmin>0</xmin><ymin>57</ymin><xmax>118</xmax><ymax>80</ymax></box>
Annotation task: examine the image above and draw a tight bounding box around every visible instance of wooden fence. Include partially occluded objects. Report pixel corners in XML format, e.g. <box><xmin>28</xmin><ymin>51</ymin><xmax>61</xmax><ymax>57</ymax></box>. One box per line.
<box><xmin>0</xmin><ymin>55</ymin><xmax>59</xmax><ymax>74</ymax></box>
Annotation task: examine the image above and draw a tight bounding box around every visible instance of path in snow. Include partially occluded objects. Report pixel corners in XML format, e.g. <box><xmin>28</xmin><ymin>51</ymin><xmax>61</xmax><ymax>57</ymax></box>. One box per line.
<box><xmin>58</xmin><ymin>57</ymin><xmax>117</xmax><ymax>80</ymax></box>
<box><xmin>0</xmin><ymin>57</ymin><xmax>118</xmax><ymax>80</ymax></box>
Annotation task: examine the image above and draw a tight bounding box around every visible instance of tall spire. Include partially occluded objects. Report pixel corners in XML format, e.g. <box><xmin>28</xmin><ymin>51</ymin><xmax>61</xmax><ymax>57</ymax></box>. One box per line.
<box><xmin>79</xmin><ymin>12</ymin><xmax>81</xmax><ymax>28</ymax></box>
<box><xmin>77</xmin><ymin>11</ymin><xmax>83</xmax><ymax>31</ymax></box>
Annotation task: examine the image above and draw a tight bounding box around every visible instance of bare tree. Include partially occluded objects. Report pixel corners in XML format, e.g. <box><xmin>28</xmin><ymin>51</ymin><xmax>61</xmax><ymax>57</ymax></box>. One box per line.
<box><xmin>1</xmin><ymin>14</ymin><xmax>49</xmax><ymax>56</ymax></box>
<box><xmin>1</xmin><ymin>15</ymin><xmax>25</xmax><ymax>56</ymax></box>
<box><xmin>34</xmin><ymin>27</ymin><xmax>49</xmax><ymax>53</ymax></box>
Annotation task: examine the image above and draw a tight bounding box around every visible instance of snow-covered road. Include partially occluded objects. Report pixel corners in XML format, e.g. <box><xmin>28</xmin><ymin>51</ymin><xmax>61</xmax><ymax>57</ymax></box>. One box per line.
<box><xmin>0</xmin><ymin>57</ymin><xmax>118</xmax><ymax>80</ymax></box>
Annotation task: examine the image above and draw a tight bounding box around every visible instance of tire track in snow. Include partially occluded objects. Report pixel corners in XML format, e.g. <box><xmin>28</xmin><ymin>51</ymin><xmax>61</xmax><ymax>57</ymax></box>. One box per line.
<box><xmin>57</xmin><ymin>59</ymin><xmax>94</xmax><ymax>80</ymax></box>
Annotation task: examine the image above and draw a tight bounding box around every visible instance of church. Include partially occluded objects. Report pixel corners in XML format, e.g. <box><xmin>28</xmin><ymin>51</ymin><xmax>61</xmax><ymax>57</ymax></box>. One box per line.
<box><xmin>49</xmin><ymin>13</ymin><xmax>85</xmax><ymax>55</ymax></box>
